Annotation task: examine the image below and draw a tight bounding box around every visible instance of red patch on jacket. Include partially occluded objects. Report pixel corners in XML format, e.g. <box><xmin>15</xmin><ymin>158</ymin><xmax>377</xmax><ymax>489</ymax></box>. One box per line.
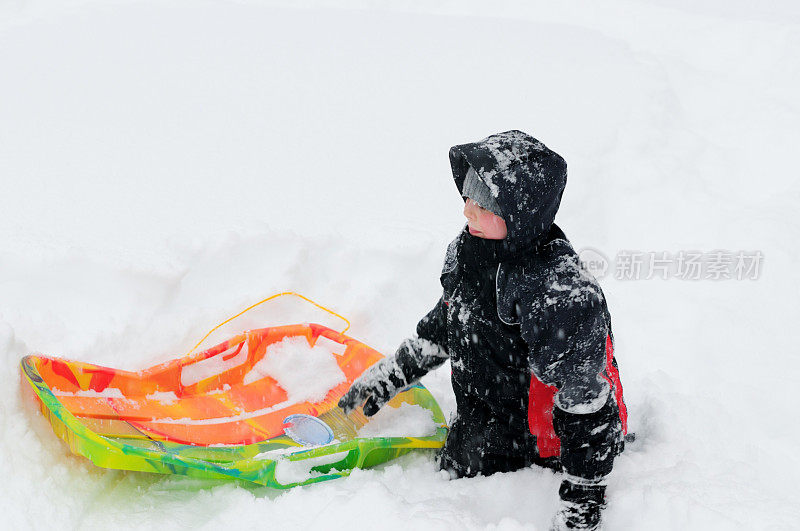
<box><xmin>527</xmin><ymin>335</ymin><xmax>627</xmax><ymax>458</ymax></box>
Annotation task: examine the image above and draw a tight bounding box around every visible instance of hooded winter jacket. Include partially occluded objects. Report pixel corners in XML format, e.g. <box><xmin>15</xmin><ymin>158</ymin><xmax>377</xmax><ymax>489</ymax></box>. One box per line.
<box><xmin>393</xmin><ymin>130</ymin><xmax>628</xmax><ymax>481</ymax></box>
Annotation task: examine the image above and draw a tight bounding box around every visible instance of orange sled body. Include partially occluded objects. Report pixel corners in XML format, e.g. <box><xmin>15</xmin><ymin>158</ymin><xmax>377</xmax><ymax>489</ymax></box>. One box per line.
<box><xmin>20</xmin><ymin>323</ymin><xmax>448</xmax><ymax>487</ymax></box>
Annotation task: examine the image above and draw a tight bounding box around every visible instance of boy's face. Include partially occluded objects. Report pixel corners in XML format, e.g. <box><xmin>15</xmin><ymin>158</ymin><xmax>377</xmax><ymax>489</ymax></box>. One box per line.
<box><xmin>463</xmin><ymin>198</ymin><xmax>508</xmax><ymax>240</ymax></box>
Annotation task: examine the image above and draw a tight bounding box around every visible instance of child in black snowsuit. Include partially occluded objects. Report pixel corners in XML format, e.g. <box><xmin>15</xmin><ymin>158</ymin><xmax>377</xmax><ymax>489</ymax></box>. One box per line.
<box><xmin>339</xmin><ymin>130</ymin><xmax>627</xmax><ymax>530</ymax></box>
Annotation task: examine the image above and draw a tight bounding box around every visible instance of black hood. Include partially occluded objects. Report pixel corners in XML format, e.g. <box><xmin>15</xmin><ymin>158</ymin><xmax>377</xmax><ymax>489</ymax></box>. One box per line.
<box><xmin>449</xmin><ymin>130</ymin><xmax>567</xmax><ymax>260</ymax></box>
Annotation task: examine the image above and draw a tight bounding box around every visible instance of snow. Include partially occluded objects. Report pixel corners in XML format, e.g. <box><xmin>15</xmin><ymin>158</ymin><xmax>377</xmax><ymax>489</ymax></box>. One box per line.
<box><xmin>52</xmin><ymin>387</ymin><xmax>126</xmax><ymax>399</ymax></box>
<box><xmin>1</xmin><ymin>0</ymin><xmax>799</xmax><ymax>529</ymax></box>
<box><xmin>312</xmin><ymin>335</ymin><xmax>347</xmax><ymax>356</ymax></box>
<box><xmin>357</xmin><ymin>403</ymin><xmax>438</xmax><ymax>439</ymax></box>
<box><xmin>272</xmin><ymin>450</ymin><xmax>352</xmax><ymax>485</ymax></box>
<box><xmin>145</xmin><ymin>391</ymin><xmax>179</xmax><ymax>404</ymax></box>
<box><xmin>242</xmin><ymin>336</ymin><xmax>346</xmax><ymax>403</ymax></box>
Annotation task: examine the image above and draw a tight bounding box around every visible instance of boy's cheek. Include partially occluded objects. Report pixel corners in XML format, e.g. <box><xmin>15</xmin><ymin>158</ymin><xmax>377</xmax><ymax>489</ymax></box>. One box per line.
<box><xmin>476</xmin><ymin>211</ymin><xmax>493</xmax><ymax>226</ymax></box>
<box><xmin>479</xmin><ymin>212</ymin><xmax>508</xmax><ymax>239</ymax></box>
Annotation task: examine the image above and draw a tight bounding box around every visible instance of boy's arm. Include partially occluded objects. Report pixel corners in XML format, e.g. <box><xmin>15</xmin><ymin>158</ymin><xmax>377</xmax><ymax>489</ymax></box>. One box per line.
<box><xmin>519</xmin><ymin>291</ymin><xmax>619</xmax><ymax>529</ymax></box>
<box><xmin>396</xmin><ymin>296</ymin><xmax>450</xmax><ymax>383</ymax></box>
<box><xmin>338</xmin><ymin>297</ymin><xmax>449</xmax><ymax>416</ymax></box>
<box><xmin>523</xmin><ymin>295</ymin><xmax>610</xmax><ymax>416</ymax></box>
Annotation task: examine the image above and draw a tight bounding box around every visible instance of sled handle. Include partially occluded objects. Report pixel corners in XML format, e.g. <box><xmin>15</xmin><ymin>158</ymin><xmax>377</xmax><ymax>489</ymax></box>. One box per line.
<box><xmin>185</xmin><ymin>291</ymin><xmax>351</xmax><ymax>357</ymax></box>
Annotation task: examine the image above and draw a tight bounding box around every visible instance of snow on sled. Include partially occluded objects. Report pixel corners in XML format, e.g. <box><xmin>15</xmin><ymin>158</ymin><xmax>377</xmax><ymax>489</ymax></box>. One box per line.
<box><xmin>20</xmin><ymin>323</ymin><xmax>448</xmax><ymax>488</ymax></box>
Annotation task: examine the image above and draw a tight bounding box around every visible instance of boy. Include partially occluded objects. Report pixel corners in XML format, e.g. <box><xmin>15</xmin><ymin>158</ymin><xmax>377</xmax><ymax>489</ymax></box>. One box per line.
<box><xmin>339</xmin><ymin>130</ymin><xmax>627</xmax><ymax>530</ymax></box>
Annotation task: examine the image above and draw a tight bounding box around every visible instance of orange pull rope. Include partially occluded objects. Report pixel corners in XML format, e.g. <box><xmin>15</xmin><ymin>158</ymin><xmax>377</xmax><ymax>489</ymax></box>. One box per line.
<box><xmin>185</xmin><ymin>291</ymin><xmax>351</xmax><ymax>357</ymax></box>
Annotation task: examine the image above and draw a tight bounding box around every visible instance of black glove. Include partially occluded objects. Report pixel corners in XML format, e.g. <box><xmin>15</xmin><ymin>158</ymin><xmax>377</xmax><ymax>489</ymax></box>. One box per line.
<box><xmin>552</xmin><ymin>479</ymin><xmax>606</xmax><ymax>530</ymax></box>
<box><xmin>337</xmin><ymin>355</ymin><xmax>407</xmax><ymax>416</ymax></box>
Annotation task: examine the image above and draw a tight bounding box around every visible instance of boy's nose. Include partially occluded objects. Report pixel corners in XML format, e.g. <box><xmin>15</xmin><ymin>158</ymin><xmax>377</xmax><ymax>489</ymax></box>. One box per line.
<box><xmin>463</xmin><ymin>199</ymin><xmax>476</xmax><ymax>220</ymax></box>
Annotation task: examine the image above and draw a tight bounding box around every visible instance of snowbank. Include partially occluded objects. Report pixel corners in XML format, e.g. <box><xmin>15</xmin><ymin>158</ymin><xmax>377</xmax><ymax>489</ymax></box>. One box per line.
<box><xmin>1</xmin><ymin>0</ymin><xmax>798</xmax><ymax>529</ymax></box>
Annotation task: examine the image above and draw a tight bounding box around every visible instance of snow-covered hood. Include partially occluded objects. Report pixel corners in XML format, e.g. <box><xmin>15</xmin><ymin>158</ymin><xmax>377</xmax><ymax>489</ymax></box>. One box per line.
<box><xmin>449</xmin><ymin>130</ymin><xmax>567</xmax><ymax>256</ymax></box>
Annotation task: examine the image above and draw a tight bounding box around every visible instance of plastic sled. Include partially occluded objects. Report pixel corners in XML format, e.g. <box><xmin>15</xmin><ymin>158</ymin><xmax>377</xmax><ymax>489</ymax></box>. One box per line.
<box><xmin>20</xmin><ymin>323</ymin><xmax>448</xmax><ymax>488</ymax></box>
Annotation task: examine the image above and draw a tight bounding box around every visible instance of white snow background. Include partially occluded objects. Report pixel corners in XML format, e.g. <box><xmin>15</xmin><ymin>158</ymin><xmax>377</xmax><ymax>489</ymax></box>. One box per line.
<box><xmin>1</xmin><ymin>0</ymin><xmax>799</xmax><ymax>529</ymax></box>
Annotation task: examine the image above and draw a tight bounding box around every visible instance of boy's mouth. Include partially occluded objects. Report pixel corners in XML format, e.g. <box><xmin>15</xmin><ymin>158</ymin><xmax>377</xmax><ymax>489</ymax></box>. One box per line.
<box><xmin>468</xmin><ymin>226</ymin><xmax>483</xmax><ymax>236</ymax></box>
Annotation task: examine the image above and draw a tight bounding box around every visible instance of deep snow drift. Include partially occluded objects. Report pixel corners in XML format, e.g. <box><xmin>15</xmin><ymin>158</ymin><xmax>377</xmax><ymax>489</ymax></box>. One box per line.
<box><xmin>1</xmin><ymin>1</ymin><xmax>799</xmax><ymax>529</ymax></box>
